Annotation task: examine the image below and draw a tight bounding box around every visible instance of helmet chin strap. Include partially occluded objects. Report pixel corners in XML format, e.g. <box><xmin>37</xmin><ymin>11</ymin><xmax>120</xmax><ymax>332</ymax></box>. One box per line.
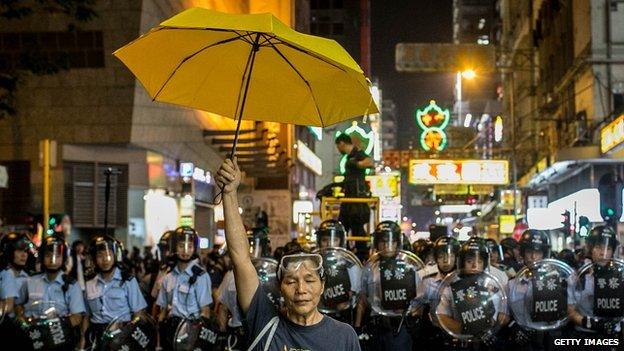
<box><xmin>177</xmin><ymin>256</ymin><xmax>193</xmax><ymax>263</ymax></box>
<box><xmin>45</xmin><ymin>266</ymin><xmax>62</xmax><ymax>274</ymax></box>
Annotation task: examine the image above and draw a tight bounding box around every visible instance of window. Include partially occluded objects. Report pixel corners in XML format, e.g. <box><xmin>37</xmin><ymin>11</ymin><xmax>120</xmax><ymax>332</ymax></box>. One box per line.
<box><xmin>332</xmin><ymin>23</ymin><xmax>344</xmax><ymax>35</ymax></box>
<box><xmin>64</xmin><ymin>162</ymin><xmax>128</xmax><ymax>228</ymax></box>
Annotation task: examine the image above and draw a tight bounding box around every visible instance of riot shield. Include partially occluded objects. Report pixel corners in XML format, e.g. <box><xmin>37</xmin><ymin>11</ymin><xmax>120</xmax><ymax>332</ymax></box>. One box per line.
<box><xmin>100</xmin><ymin>313</ymin><xmax>157</xmax><ymax>351</ymax></box>
<box><xmin>20</xmin><ymin>300</ymin><xmax>77</xmax><ymax>350</ymax></box>
<box><xmin>364</xmin><ymin>250</ymin><xmax>424</xmax><ymax>317</ymax></box>
<box><xmin>252</xmin><ymin>257</ymin><xmax>281</xmax><ymax>306</ymax></box>
<box><xmin>433</xmin><ymin>271</ymin><xmax>507</xmax><ymax>341</ymax></box>
<box><xmin>313</xmin><ymin>247</ymin><xmax>363</xmax><ymax>313</ymax></box>
<box><xmin>173</xmin><ymin>316</ymin><xmax>220</xmax><ymax>351</ymax></box>
<box><xmin>509</xmin><ymin>259</ymin><xmax>573</xmax><ymax>330</ymax></box>
<box><xmin>572</xmin><ymin>259</ymin><xmax>624</xmax><ymax>321</ymax></box>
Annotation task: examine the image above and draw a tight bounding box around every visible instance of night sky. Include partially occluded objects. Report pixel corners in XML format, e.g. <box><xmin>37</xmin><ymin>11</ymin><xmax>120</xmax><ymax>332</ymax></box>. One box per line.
<box><xmin>371</xmin><ymin>0</ymin><xmax>454</xmax><ymax>149</ymax></box>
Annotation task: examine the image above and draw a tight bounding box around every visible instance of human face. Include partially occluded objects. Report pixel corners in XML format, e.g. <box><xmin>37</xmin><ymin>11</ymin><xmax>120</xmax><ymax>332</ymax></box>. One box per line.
<box><xmin>463</xmin><ymin>256</ymin><xmax>484</xmax><ymax>274</ymax></box>
<box><xmin>523</xmin><ymin>249</ymin><xmax>544</xmax><ymax>267</ymax></box>
<box><xmin>319</xmin><ymin>236</ymin><xmax>331</xmax><ymax>249</ymax></box>
<box><xmin>436</xmin><ymin>252</ymin><xmax>455</xmax><ymax>273</ymax></box>
<box><xmin>490</xmin><ymin>251</ymin><xmax>500</xmax><ymax>265</ymax></box>
<box><xmin>44</xmin><ymin>251</ymin><xmax>63</xmax><ymax>271</ymax></box>
<box><xmin>177</xmin><ymin>240</ymin><xmax>195</xmax><ymax>261</ymax></box>
<box><xmin>13</xmin><ymin>248</ymin><xmax>28</xmax><ymax>267</ymax></box>
<box><xmin>280</xmin><ymin>260</ymin><xmax>324</xmax><ymax>318</ymax></box>
<box><xmin>377</xmin><ymin>238</ymin><xmax>397</xmax><ymax>254</ymax></box>
<box><xmin>335</xmin><ymin>141</ymin><xmax>350</xmax><ymax>155</ymax></box>
<box><xmin>96</xmin><ymin>248</ymin><xmax>115</xmax><ymax>272</ymax></box>
<box><xmin>591</xmin><ymin>244</ymin><xmax>613</xmax><ymax>263</ymax></box>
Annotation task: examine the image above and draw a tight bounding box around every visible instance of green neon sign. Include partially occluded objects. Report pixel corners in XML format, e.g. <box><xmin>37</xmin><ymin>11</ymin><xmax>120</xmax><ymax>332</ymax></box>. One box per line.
<box><xmin>336</xmin><ymin>122</ymin><xmax>373</xmax><ymax>175</ymax></box>
<box><xmin>415</xmin><ymin>100</ymin><xmax>450</xmax><ymax>152</ymax></box>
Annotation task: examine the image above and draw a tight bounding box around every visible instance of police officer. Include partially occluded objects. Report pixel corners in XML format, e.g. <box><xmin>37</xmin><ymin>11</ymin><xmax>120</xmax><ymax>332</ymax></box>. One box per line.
<box><xmin>156</xmin><ymin>226</ymin><xmax>213</xmax><ymax>351</ymax></box>
<box><xmin>415</xmin><ymin>236</ymin><xmax>460</xmax><ymax>348</ymax></box>
<box><xmin>83</xmin><ymin>235</ymin><xmax>147</xmax><ymax>350</ymax></box>
<box><xmin>435</xmin><ymin>237</ymin><xmax>508</xmax><ymax>350</ymax></box>
<box><xmin>17</xmin><ymin>234</ymin><xmax>85</xmax><ymax>349</ymax></box>
<box><xmin>0</xmin><ymin>232</ymin><xmax>34</xmax><ymax>316</ymax></box>
<box><xmin>355</xmin><ymin>221</ymin><xmax>421</xmax><ymax>350</ymax></box>
<box><xmin>150</xmin><ymin>230</ymin><xmax>174</xmax><ymax>319</ymax></box>
<box><xmin>413</xmin><ymin>238</ymin><xmax>438</xmax><ymax>281</ymax></box>
<box><xmin>315</xmin><ymin>219</ymin><xmax>362</xmax><ymax>324</ymax></box>
<box><xmin>506</xmin><ymin>230</ymin><xmax>564</xmax><ymax>351</ymax></box>
<box><xmin>484</xmin><ymin>238</ymin><xmax>510</xmax><ymax>287</ymax></box>
<box><xmin>500</xmin><ymin>237</ymin><xmax>522</xmax><ymax>275</ymax></box>
<box><xmin>568</xmin><ymin>225</ymin><xmax>623</xmax><ymax>343</ymax></box>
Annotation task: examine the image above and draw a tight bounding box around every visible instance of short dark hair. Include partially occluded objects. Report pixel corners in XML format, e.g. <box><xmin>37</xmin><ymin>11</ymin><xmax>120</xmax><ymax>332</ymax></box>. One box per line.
<box><xmin>335</xmin><ymin>134</ymin><xmax>352</xmax><ymax>145</ymax></box>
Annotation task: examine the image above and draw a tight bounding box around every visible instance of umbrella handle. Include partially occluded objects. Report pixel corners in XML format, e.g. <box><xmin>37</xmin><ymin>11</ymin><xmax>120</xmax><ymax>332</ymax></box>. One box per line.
<box><xmin>213</xmin><ymin>34</ymin><xmax>261</xmax><ymax>206</ymax></box>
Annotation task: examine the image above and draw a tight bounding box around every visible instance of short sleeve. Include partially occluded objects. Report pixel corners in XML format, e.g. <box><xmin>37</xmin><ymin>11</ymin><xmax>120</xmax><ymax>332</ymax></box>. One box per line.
<box><xmin>68</xmin><ymin>282</ymin><xmax>86</xmax><ymax>314</ymax></box>
<box><xmin>196</xmin><ymin>273</ymin><xmax>213</xmax><ymax>307</ymax></box>
<box><xmin>436</xmin><ymin>287</ymin><xmax>454</xmax><ymax>317</ymax></box>
<box><xmin>125</xmin><ymin>278</ymin><xmax>148</xmax><ymax>312</ymax></box>
<box><xmin>242</xmin><ymin>285</ymin><xmax>277</xmax><ymax>341</ymax></box>
<box><xmin>0</xmin><ymin>270</ymin><xmax>18</xmax><ymax>299</ymax></box>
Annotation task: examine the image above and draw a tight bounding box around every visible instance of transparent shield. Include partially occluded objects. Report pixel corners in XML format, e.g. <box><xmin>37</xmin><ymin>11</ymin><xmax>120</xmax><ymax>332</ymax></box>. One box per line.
<box><xmin>509</xmin><ymin>259</ymin><xmax>574</xmax><ymax>330</ymax></box>
<box><xmin>43</xmin><ymin>242</ymin><xmax>64</xmax><ymax>267</ymax></box>
<box><xmin>174</xmin><ymin>317</ymin><xmax>219</xmax><ymax>351</ymax></box>
<box><xmin>432</xmin><ymin>270</ymin><xmax>508</xmax><ymax>340</ymax></box>
<box><xmin>252</xmin><ymin>257</ymin><xmax>281</xmax><ymax>306</ymax></box>
<box><xmin>101</xmin><ymin>314</ymin><xmax>157</xmax><ymax>351</ymax></box>
<box><xmin>313</xmin><ymin>247</ymin><xmax>363</xmax><ymax>313</ymax></box>
<box><xmin>571</xmin><ymin>258</ymin><xmax>624</xmax><ymax>321</ymax></box>
<box><xmin>365</xmin><ymin>250</ymin><xmax>425</xmax><ymax>317</ymax></box>
<box><xmin>22</xmin><ymin>301</ymin><xmax>75</xmax><ymax>350</ymax></box>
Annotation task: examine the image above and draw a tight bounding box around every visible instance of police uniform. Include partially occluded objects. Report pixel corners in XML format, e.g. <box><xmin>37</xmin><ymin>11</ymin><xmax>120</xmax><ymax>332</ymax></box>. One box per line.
<box><xmin>218</xmin><ymin>270</ymin><xmax>247</xmax><ymax>350</ymax></box>
<box><xmin>2</xmin><ymin>268</ymin><xmax>29</xmax><ymax>307</ymax></box>
<box><xmin>488</xmin><ymin>265</ymin><xmax>509</xmax><ymax>288</ymax></box>
<box><xmin>20</xmin><ymin>272</ymin><xmax>85</xmax><ymax>317</ymax></box>
<box><xmin>156</xmin><ymin>259</ymin><xmax>213</xmax><ymax>318</ymax></box>
<box><xmin>85</xmin><ymin>267</ymin><xmax>147</xmax><ymax>324</ymax></box>
<box><xmin>361</xmin><ymin>262</ymin><xmax>423</xmax><ymax>350</ymax></box>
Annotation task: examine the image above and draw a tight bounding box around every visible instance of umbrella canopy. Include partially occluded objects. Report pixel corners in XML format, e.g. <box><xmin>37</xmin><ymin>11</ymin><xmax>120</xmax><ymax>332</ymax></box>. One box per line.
<box><xmin>113</xmin><ymin>7</ymin><xmax>377</xmax><ymax>129</ymax></box>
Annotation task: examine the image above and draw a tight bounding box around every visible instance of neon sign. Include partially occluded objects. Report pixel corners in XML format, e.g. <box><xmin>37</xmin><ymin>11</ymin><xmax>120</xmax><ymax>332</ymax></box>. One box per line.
<box><xmin>415</xmin><ymin>100</ymin><xmax>450</xmax><ymax>152</ymax></box>
<box><xmin>601</xmin><ymin>113</ymin><xmax>624</xmax><ymax>153</ymax></box>
<box><xmin>408</xmin><ymin>159</ymin><xmax>509</xmax><ymax>185</ymax></box>
<box><xmin>336</xmin><ymin>122</ymin><xmax>374</xmax><ymax>175</ymax></box>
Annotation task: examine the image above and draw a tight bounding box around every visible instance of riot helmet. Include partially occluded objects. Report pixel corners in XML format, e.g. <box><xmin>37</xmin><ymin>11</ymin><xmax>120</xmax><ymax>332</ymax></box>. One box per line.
<box><xmin>458</xmin><ymin>237</ymin><xmax>489</xmax><ymax>275</ymax></box>
<box><xmin>0</xmin><ymin>232</ymin><xmax>35</xmax><ymax>270</ymax></box>
<box><xmin>248</xmin><ymin>227</ymin><xmax>271</xmax><ymax>259</ymax></box>
<box><xmin>586</xmin><ymin>225</ymin><xmax>619</xmax><ymax>261</ymax></box>
<box><xmin>315</xmin><ymin>219</ymin><xmax>347</xmax><ymax>249</ymax></box>
<box><xmin>39</xmin><ymin>234</ymin><xmax>68</xmax><ymax>273</ymax></box>
<box><xmin>90</xmin><ymin>235</ymin><xmax>122</xmax><ymax>273</ymax></box>
<box><xmin>484</xmin><ymin>238</ymin><xmax>504</xmax><ymax>264</ymax></box>
<box><xmin>157</xmin><ymin>230</ymin><xmax>174</xmax><ymax>262</ymax></box>
<box><xmin>519</xmin><ymin>229</ymin><xmax>550</xmax><ymax>266</ymax></box>
<box><xmin>174</xmin><ymin>226</ymin><xmax>199</xmax><ymax>263</ymax></box>
<box><xmin>500</xmin><ymin>237</ymin><xmax>519</xmax><ymax>260</ymax></box>
<box><xmin>433</xmin><ymin>236</ymin><xmax>459</xmax><ymax>274</ymax></box>
<box><xmin>373</xmin><ymin>221</ymin><xmax>404</xmax><ymax>254</ymax></box>
<box><xmin>412</xmin><ymin>239</ymin><xmax>434</xmax><ymax>264</ymax></box>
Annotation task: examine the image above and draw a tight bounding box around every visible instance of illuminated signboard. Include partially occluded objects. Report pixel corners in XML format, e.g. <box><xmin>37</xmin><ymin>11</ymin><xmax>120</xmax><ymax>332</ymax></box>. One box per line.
<box><xmin>296</xmin><ymin>140</ymin><xmax>322</xmax><ymax>176</ymax></box>
<box><xmin>415</xmin><ymin>100</ymin><xmax>450</xmax><ymax>152</ymax></box>
<box><xmin>180</xmin><ymin>162</ymin><xmax>194</xmax><ymax>177</ymax></box>
<box><xmin>408</xmin><ymin>159</ymin><xmax>509</xmax><ymax>185</ymax></box>
<box><xmin>366</xmin><ymin>173</ymin><xmax>400</xmax><ymax>198</ymax></box>
<box><xmin>601</xmin><ymin>113</ymin><xmax>624</xmax><ymax>153</ymax></box>
<box><xmin>499</xmin><ymin>215</ymin><xmax>516</xmax><ymax>234</ymax></box>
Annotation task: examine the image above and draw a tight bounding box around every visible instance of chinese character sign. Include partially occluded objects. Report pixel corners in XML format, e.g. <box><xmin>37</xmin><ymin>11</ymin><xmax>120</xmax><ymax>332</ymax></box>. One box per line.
<box><xmin>408</xmin><ymin>159</ymin><xmax>509</xmax><ymax>185</ymax></box>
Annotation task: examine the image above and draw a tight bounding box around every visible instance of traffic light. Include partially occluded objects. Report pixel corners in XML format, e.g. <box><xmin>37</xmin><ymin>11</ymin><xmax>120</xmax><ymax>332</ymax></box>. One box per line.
<box><xmin>578</xmin><ymin>216</ymin><xmax>590</xmax><ymax>237</ymax></box>
<box><xmin>598</xmin><ymin>173</ymin><xmax>623</xmax><ymax>223</ymax></box>
<box><xmin>561</xmin><ymin>210</ymin><xmax>571</xmax><ymax>234</ymax></box>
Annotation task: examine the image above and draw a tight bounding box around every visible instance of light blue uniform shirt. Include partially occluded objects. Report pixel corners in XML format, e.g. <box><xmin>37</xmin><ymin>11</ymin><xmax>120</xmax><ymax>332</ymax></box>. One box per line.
<box><xmin>218</xmin><ymin>270</ymin><xmax>242</xmax><ymax>328</ymax></box>
<box><xmin>85</xmin><ymin>268</ymin><xmax>147</xmax><ymax>324</ymax></box>
<box><xmin>20</xmin><ymin>272</ymin><xmax>86</xmax><ymax>317</ymax></box>
<box><xmin>156</xmin><ymin>261</ymin><xmax>213</xmax><ymax>318</ymax></box>
<box><xmin>1</xmin><ymin>268</ymin><xmax>29</xmax><ymax>302</ymax></box>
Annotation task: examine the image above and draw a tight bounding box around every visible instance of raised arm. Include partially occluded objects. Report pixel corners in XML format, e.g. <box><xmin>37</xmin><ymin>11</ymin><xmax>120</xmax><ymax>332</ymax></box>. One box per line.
<box><xmin>216</xmin><ymin>158</ymin><xmax>259</xmax><ymax>313</ymax></box>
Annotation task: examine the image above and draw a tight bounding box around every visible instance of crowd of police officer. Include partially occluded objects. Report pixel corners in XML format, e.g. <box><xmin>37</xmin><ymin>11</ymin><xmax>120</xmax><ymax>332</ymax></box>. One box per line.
<box><xmin>0</xmin><ymin>219</ymin><xmax>623</xmax><ymax>350</ymax></box>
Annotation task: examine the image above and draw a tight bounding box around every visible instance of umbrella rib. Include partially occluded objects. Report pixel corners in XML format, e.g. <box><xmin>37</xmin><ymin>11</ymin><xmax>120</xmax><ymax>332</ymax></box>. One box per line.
<box><xmin>273</xmin><ymin>41</ymin><xmax>347</xmax><ymax>73</ymax></box>
<box><xmin>267</xmin><ymin>41</ymin><xmax>326</xmax><ymax>128</ymax></box>
<box><xmin>151</xmin><ymin>32</ymin><xmax>256</xmax><ymax>102</ymax></box>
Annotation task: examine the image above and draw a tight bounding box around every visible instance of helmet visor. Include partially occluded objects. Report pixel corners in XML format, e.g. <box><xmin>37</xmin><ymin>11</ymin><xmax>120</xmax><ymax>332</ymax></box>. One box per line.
<box><xmin>44</xmin><ymin>242</ymin><xmax>64</xmax><ymax>266</ymax></box>
<box><xmin>95</xmin><ymin>241</ymin><xmax>115</xmax><ymax>264</ymax></box>
<box><xmin>177</xmin><ymin>234</ymin><xmax>195</xmax><ymax>256</ymax></box>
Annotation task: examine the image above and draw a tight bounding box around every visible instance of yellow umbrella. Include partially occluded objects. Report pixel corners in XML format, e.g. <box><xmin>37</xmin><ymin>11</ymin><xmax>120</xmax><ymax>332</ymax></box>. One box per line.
<box><xmin>114</xmin><ymin>7</ymin><xmax>377</xmax><ymax>156</ymax></box>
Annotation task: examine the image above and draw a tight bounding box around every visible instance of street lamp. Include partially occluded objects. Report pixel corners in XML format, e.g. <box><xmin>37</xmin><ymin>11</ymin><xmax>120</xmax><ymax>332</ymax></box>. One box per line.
<box><xmin>457</xmin><ymin>69</ymin><xmax>477</xmax><ymax>127</ymax></box>
<box><xmin>461</xmin><ymin>69</ymin><xmax>476</xmax><ymax>80</ymax></box>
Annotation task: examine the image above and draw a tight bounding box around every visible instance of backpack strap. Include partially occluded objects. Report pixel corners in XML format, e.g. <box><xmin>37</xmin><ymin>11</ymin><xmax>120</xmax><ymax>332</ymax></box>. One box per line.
<box><xmin>247</xmin><ymin>316</ymin><xmax>279</xmax><ymax>351</ymax></box>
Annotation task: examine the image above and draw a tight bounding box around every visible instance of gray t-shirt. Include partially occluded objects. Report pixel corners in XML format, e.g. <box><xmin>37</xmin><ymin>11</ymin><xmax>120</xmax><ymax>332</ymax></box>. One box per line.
<box><xmin>244</xmin><ymin>285</ymin><xmax>361</xmax><ymax>351</ymax></box>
